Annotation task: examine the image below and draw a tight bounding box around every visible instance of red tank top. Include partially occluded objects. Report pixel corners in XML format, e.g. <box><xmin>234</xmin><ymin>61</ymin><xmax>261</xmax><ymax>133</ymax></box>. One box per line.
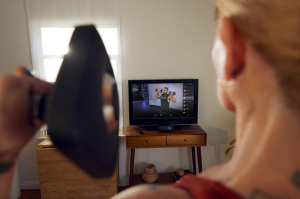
<box><xmin>171</xmin><ymin>174</ymin><xmax>243</xmax><ymax>199</ymax></box>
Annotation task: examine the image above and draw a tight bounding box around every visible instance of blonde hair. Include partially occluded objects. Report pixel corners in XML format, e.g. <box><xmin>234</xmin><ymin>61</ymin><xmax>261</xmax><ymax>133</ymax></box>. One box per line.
<box><xmin>216</xmin><ymin>0</ymin><xmax>300</xmax><ymax>108</ymax></box>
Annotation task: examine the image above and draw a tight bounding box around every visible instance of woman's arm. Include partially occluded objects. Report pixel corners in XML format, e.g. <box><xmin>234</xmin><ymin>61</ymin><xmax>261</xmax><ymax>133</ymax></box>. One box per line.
<box><xmin>0</xmin><ymin>161</ymin><xmax>17</xmax><ymax>199</ymax></box>
<box><xmin>0</xmin><ymin>66</ymin><xmax>52</xmax><ymax>198</ymax></box>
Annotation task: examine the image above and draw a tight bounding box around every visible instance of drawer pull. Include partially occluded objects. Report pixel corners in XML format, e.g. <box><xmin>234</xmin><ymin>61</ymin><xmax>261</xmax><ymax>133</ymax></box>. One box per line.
<box><xmin>127</xmin><ymin>136</ymin><xmax>166</xmax><ymax>147</ymax></box>
<box><xmin>167</xmin><ymin>135</ymin><xmax>205</xmax><ymax>146</ymax></box>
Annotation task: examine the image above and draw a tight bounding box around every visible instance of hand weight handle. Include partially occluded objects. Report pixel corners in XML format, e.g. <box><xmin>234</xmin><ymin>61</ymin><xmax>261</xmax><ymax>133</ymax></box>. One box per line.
<box><xmin>24</xmin><ymin>68</ymin><xmax>47</xmax><ymax>123</ymax></box>
<box><xmin>38</xmin><ymin>94</ymin><xmax>47</xmax><ymax>122</ymax></box>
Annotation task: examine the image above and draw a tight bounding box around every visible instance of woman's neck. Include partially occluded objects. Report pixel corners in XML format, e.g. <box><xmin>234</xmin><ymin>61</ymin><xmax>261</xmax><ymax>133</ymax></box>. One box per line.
<box><xmin>227</xmin><ymin>95</ymin><xmax>300</xmax><ymax>198</ymax></box>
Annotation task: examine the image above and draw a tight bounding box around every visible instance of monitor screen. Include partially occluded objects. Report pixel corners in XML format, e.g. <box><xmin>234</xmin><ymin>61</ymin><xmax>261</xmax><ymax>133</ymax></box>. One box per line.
<box><xmin>129</xmin><ymin>79</ymin><xmax>198</xmax><ymax>126</ymax></box>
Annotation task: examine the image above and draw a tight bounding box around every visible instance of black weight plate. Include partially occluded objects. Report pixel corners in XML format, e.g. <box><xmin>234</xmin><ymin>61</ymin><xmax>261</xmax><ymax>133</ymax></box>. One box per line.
<box><xmin>45</xmin><ymin>25</ymin><xmax>119</xmax><ymax>178</ymax></box>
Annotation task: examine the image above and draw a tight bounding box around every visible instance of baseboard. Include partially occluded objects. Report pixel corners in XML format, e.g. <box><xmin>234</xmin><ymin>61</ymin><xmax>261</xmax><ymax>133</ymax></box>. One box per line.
<box><xmin>119</xmin><ymin>178</ymin><xmax>129</xmax><ymax>186</ymax></box>
<box><xmin>21</xmin><ymin>180</ymin><xmax>128</xmax><ymax>189</ymax></box>
<box><xmin>20</xmin><ymin>181</ymin><xmax>40</xmax><ymax>190</ymax></box>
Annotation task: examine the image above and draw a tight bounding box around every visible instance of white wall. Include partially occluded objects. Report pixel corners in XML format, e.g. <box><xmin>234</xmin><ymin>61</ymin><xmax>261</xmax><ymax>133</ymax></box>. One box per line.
<box><xmin>120</xmin><ymin>0</ymin><xmax>235</xmax><ymax>138</ymax></box>
<box><xmin>0</xmin><ymin>0</ymin><xmax>236</xmax><ymax>188</ymax></box>
<box><xmin>118</xmin><ymin>0</ymin><xmax>236</xmax><ymax>184</ymax></box>
<box><xmin>0</xmin><ymin>0</ymin><xmax>43</xmax><ymax>189</ymax></box>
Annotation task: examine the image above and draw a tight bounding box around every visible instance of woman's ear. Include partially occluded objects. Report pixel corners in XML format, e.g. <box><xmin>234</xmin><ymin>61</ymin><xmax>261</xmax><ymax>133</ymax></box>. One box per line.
<box><xmin>220</xmin><ymin>17</ymin><xmax>246</xmax><ymax>81</ymax></box>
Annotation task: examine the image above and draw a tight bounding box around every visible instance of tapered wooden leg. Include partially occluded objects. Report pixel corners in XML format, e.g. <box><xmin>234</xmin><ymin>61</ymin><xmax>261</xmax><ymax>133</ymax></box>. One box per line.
<box><xmin>129</xmin><ymin>149</ymin><xmax>135</xmax><ymax>186</ymax></box>
<box><xmin>196</xmin><ymin>147</ymin><xmax>202</xmax><ymax>173</ymax></box>
<box><xmin>191</xmin><ymin>147</ymin><xmax>196</xmax><ymax>174</ymax></box>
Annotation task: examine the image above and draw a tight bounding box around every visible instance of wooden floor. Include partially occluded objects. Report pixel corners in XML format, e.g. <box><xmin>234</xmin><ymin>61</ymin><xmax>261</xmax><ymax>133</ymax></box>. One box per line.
<box><xmin>19</xmin><ymin>190</ymin><xmax>41</xmax><ymax>199</ymax></box>
<box><xmin>19</xmin><ymin>187</ymin><xmax>129</xmax><ymax>199</ymax></box>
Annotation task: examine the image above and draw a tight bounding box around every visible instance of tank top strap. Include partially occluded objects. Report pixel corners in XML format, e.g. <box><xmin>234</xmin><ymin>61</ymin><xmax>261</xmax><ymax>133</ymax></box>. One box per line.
<box><xmin>170</xmin><ymin>174</ymin><xmax>243</xmax><ymax>199</ymax></box>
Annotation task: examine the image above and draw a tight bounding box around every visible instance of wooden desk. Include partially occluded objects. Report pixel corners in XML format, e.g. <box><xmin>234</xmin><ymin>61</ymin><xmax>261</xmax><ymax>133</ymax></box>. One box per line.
<box><xmin>37</xmin><ymin>137</ymin><xmax>118</xmax><ymax>199</ymax></box>
<box><xmin>126</xmin><ymin>125</ymin><xmax>207</xmax><ymax>186</ymax></box>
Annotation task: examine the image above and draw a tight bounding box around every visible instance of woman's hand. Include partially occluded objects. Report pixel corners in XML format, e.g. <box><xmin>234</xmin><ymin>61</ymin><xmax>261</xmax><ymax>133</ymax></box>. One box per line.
<box><xmin>0</xmin><ymin>66</ymin><xmax>52</xmax><ymax>161</ymax></box>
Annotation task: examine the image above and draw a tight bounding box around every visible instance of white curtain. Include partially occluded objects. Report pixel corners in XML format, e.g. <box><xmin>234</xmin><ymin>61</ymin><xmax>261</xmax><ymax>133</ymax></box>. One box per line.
<box><xmin>26</xmin><ymin>0</ymin><xmax>123</xmax><ymax>137</ymax></box>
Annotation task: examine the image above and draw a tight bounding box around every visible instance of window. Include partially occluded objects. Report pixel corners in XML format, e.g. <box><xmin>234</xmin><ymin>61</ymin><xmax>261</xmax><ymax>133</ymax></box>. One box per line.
<box><xmin>29</xmin><ymin>23</ymin><xmax>122</xmax><ymax>139</ymax></box>
<box><xmin>34</xmin><ymin>23</ymin><xmax>119</xmax><ymax>83</ymax></box>
<box><xmin>26</xmin><ymin>0</ymin><xmax>124</xmax><ymax>138</ymax></box>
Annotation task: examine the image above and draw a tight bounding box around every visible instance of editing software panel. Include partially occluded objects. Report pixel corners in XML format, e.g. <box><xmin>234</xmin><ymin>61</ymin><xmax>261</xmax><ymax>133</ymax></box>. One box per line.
<box><xmin>132</xmin><ymin>84</ymin><xmax>147</xmax><ymax>101</ymax></box>
<box><xmin>131</xmin><ymin>83</ymin><xmax>195</xmax><ymax>119</ymax></box>
<box><xmin>183</xmin><ymin>83</ymin><xmax>194</xmax><ymax>118</ymax></box>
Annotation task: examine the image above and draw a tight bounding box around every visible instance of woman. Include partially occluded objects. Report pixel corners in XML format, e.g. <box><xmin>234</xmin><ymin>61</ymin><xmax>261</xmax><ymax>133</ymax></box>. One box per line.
<box><xmin>1</xmin><ymin>0</ymin><xmax>300</xmax><ymax>198</ymax></box>
<box><xmin>114</xmin><ymin>1</ymin><xmax>300</xmax><ymax>198</ymax></box>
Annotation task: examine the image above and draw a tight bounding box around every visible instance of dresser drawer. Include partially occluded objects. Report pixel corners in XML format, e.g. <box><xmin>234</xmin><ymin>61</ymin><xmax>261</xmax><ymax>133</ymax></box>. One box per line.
<box><xmin>167</xmin><ymin>135</ymin><xmax>205</xmax><ymax>146</ymax></box>
<box><xmin>127</xmin><ymin>136</ymin><xmax>166</xmax><ymax>148</ymax></box>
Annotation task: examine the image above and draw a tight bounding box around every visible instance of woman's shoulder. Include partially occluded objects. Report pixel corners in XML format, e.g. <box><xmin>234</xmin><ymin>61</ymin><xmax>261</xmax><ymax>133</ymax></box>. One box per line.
<box><xmin>112</xmin><ymin>164</ymin><xmax>242</xmax><ymax>199</ymax></box>
<box><xmin>111</xmin><ymin>184</ymin><xmax>194</xmax><ymax>199</ymax></box>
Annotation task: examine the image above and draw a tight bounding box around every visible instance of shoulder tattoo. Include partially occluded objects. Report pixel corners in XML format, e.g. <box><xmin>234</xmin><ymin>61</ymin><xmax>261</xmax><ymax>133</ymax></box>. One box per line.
<box><xmin>249</xmin><ymin>190</ymin><xmax>282</xmax><ymax>199</ymax></box>
<box><xmin>291</xmin><ymin>170</ymin><xmax>300</xmax><ymax>189</ymax></box>
<box><xmin>148</xmin><ymin>185</ymin><xmax>160</xmax><ymax>191</ymax></box>
<box><xmin>0</xmin><ymin>150</ymin><xmax>18</xmax><ymax>174</ymax></box>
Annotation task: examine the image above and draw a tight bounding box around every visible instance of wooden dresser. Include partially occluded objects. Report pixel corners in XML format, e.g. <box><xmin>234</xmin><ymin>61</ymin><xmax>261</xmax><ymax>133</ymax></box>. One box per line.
<box><xmin>37</xmin><ymin>137</ymin><xmax>118</xmax><ymax>199</ymax></box>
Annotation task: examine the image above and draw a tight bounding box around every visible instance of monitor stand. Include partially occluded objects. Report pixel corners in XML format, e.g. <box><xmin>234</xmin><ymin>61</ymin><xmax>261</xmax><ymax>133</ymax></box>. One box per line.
<box><xmin>145</xmin><ymin>125</ymin><xmax>183</xmax><ymax>132</ymax></box>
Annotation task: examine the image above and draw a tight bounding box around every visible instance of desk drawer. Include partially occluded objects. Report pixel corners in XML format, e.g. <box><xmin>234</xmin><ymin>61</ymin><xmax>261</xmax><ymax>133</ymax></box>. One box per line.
<box><xmin>167</xmin><ymin>135</ymin><xmax>205</xmax><ymax>146</ymax></box>
<box><xmin>127</xmin><ymin>136</ymin><xmax>166</xmax><ymax>147</ymax></box>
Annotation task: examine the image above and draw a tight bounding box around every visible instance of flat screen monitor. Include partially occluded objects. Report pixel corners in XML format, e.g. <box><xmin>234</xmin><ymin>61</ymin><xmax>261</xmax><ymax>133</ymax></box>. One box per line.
<box><xmin>128</xmin><ymin>79</ymin><xmax>198</xmax><ymax>126</ymax></box>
